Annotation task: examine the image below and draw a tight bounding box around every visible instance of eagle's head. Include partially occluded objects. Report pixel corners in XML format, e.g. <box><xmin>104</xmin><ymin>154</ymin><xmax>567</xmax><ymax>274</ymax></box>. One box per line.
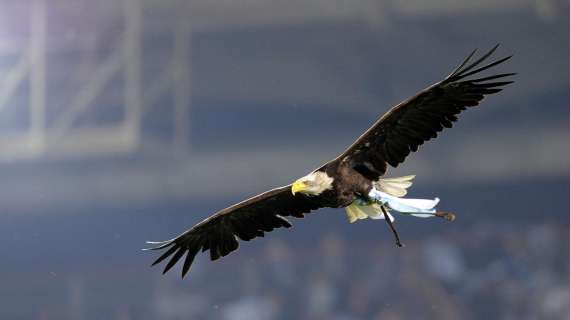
<box><xmin>291</xmin><ymin>171</ymin><xmax>334</xmax><ymax>196</ymax></box>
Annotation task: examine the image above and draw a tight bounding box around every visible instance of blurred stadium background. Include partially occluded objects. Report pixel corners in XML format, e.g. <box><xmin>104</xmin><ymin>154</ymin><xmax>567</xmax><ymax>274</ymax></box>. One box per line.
<box><xmin>0</xmin><ymin>0</ymin><xmax>569</xmax><ymax>319</ymax></box>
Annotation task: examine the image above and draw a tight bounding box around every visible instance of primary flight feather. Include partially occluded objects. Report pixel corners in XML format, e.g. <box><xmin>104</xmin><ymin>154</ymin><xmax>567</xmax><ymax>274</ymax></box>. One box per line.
<box><xmin>146</xmin><ymin>45</ymin><xmax>514</xmax><ymax>277</ymax></box>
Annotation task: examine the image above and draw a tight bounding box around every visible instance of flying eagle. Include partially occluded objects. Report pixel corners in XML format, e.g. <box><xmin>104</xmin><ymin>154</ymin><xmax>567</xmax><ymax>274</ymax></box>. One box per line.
<box><xmin>146</xmin><ymin>45</ymin><xmax>514</xmax><ymax>277</ymax></box>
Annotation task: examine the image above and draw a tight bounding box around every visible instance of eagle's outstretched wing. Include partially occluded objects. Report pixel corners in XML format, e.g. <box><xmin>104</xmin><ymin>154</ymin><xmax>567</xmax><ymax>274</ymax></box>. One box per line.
<box><xmin>334</xmin><ymin>45</ymin><xmax>515</xmax><ymax>180</ymax></box>
<box><xmin>146</xmin><ymin>185</ymin><xmax>321</xmax><ymax>277</ymax></box>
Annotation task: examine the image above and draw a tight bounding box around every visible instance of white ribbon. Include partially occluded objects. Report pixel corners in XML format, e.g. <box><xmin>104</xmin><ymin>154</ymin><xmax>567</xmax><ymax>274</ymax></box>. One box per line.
<box><xmin>368</xmin><ymin>188</ymin><xmax>440</xmax><ymax>218</ymax></box>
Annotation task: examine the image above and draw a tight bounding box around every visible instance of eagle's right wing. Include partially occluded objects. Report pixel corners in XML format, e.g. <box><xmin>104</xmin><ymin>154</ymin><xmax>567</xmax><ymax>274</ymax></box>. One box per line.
<box><xmin>146</xmin><ymin>185</ymin><xmax>321</xmax><ymax>277</ymax></box>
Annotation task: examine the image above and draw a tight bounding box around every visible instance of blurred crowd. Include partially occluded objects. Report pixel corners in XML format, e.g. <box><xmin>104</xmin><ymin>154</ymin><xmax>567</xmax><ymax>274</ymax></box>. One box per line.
<box><xmin>152</xmin><ymin>220</ymin><xmax>570</xmax><ymax>320</ymax></box>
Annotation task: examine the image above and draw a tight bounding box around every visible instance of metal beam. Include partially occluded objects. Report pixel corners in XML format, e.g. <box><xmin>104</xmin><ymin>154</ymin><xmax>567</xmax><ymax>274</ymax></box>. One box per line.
<box><xmin>0</xmin><ymin>51</ymin><xmax>30</xmax><ymax>112</ymax></box>
<box><xmin>142</xmin><ymin>66</ymin><xmax>172</xmax><ymax>113</ymax></box>
<box><xmin>172</xmin><ymin>6</ymin><xmax>191</xmax><ymax>151</ymax></box>
<box><xmin>29</xmin><ymin>0</ymin><xmax>46</xmax><ymax>154</ymax></box>
<box><xmin>50</xmin><ymin>48</ymin><xmax>122</xmax><ymax>140</ymax></box>
<box><xmin>123</xmin><ymin>0</ymin><xmax>143</xmax><ymax>148</ymax></box>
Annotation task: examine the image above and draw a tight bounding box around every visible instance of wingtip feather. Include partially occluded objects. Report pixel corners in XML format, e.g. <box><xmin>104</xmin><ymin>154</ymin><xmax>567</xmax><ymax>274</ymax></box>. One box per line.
<box><xmin>151</xmin><ymin>245</ymin><xmax>179</xmax><ymax>267</ymax></box>
<box><xmin>447</xmin><ymin>48</ymin><xmax>477</xmax><ymax>79</ymax></box>
<box><xmin>162</xmin><ymin>247</ymin><xmax>186</xmax><ymax>274</ymax></box>
<box><xmin>455</xmin><ymin>55</ymin><xmax>513</xmax><ymax>80</ymax></box>
<box><xmin>448</xmin><ymin>44</ymin><xmax>512</xmax><ymax>82</ymax></box>
<box><xmin>144</xmin><ymin>239</ymin><xmax>176</xmax><ymax>251</ymax></box>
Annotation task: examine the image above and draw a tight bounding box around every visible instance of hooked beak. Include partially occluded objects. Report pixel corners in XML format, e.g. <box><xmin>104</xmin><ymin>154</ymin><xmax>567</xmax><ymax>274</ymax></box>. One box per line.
<box><xmin>291</xmin><ymin>181</ymin><xmax>306</xmax><ymax>195</ymax></box>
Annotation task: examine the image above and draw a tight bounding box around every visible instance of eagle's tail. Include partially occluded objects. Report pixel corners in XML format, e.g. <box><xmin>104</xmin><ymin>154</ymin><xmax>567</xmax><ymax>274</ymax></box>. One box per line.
<box><xmin>375</xmin><ymin>175</ymin><xmax>415</xmax><ymax>197</ymax></box>
<box><xmin>345</xmin><ymin>202</ymin><xmax>394</xmax><ymax>223</ymax></box>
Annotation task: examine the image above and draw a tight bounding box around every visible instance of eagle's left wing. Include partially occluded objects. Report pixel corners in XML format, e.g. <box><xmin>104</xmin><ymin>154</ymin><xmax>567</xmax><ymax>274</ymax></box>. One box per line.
<box><xmin>146</xmin><ymin>185</ymin><xmax>321</xmax><ymax>277</ymax></box>
<box><xmin>333</xmin><ymin>45</ymin><xmax>515</xmax><ymax>180</ymax></box>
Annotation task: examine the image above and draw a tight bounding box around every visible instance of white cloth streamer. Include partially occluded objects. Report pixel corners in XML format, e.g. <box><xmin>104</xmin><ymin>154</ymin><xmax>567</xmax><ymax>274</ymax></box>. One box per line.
<box><xmin>368</xmin><ymin>188</ymin><xmax>440</xmax><ymax>218</ymax></box>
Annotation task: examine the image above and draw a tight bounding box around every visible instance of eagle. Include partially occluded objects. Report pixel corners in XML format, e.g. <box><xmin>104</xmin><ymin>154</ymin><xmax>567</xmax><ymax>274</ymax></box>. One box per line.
<box><xmin>146</xmin><ymin>45</ymin><xmax>514</xmax><ymax>277</ymax></box>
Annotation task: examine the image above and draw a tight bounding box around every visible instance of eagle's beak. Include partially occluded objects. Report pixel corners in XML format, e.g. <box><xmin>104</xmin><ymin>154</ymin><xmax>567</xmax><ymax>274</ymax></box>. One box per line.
<box><xmin>291</xmin><ymin>181</ymin><xmax>305</xmax><ymax>195</ymax></box>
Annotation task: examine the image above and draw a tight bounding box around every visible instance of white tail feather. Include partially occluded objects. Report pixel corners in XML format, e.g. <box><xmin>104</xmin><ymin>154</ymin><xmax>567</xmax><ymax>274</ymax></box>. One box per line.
<box><xmin>345</xmin><ymin>202</ymin><xmax>394</xmax><ymax>223</ymax></box>
<box><xmin>376</xmin><ymin>175</ymin><xmax>415</xmax><ymax>197</ymax></box>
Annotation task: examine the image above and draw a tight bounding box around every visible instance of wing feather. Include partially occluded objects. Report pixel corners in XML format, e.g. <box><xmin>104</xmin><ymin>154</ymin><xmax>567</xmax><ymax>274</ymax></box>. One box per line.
<box><xmin>334</xmin><ymin>45</ymin><xmax>514</xmax><ymax>180</ymax></box>
<box><xmin>146</xmin><ymin>185</ymin><xmax>321</xmax><ymax>277</ymax></box>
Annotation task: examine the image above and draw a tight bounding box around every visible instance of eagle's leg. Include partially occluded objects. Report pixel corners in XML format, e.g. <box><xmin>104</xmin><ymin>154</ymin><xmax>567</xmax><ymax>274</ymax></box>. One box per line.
<box><xmin>381</xmin><ymin>205</ymin><xmax>404</xmax><ymax>247</ymax></box>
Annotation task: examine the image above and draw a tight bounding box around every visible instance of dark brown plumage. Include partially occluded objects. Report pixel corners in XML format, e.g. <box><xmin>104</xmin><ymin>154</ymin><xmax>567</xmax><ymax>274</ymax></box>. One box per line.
<box><xmin>338</xmin><ymin>45</ymin><xmax>514</xmax><ymax>180</ymax></box>
<box><xmin>147</xmin><ymin>186</ymin><xmax>321</xmax><ymax>275</ymax></box>
<box><xmin>146</xmin><ymin>45</ymin><xmax>514</xmax><ymax>277</ymax></box>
